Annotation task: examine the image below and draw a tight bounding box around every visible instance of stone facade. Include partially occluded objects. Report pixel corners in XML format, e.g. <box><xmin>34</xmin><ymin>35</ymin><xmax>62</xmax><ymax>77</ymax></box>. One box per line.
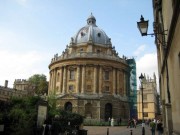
<box><xmin>0</xmin><ymin>80</ymin><xmax>34</xmax><ymax>102</ymax></box>
<box><xmin>48</xmin><ymin>14</ymin><xmax>134</xmax><ymax>121</ymax></box>
<box><xmin>152</xmin><ymin>0</ymin><xmax>180</xmax><ymax>134</ymax></box>
<box><xmin>137</xmin><ymin>74</ymin><xmax>159</xmax><ymax>120</ymax></box>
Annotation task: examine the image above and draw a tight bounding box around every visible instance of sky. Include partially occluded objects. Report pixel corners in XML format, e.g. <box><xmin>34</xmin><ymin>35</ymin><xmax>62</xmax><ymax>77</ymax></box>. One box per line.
<box><xmin>0</xmin><ymin>0</ymin><xmax>158</xmax><ymax>89</ymax></box>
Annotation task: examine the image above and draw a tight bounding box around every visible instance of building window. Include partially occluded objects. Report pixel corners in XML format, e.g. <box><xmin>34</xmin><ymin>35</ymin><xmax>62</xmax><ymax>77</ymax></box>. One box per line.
<box><xmin>69</xmin><ymin>85</ymin><xmax>74</xmax><ymax>91</ymax></box>
<box><xmin>81</xmin><ymin>32</ymin><xmax>85</xmax><ymax>37</ymax></box>
<box><xmin>97</xmin><ymin>33</ymin><xmax>101</xmax><ymax>37</ymax></box>
<box><xmin>143</xmin><ymin>94</ymin><xmax>147</xmax><ymax>100</ymax></box>
<box><xmin>144</xmin><ymin>103</ymin><xmax>148</xmax><ymax>108</ymax></box>
<box><xmin>104</xmin><ymin>71</ymin><xmax>109</xmax><ymax>80</ymax></box>
<box><xmin>79</xmin><ymin>48</ymin><xmax>83</xmax><ymax>52</ymax></box>
<box><xmin>144</xmin><ymin>112</ymin><xmax>148</xmax><ymax>117</ymax></box>
<box><xmin>87</xmin><ymin>85</ymin><xmax>91</xmax><ymax>91</ymax></box>
<box><xmin>105</xmin><ymin>86</ymin><xmax>109</xmax><ymax>92</ymax></box>
<box><xmin>87</xmin><ymin>70</ymin><xmax>91</xmax><ymax>79</ymax></box>
<box><xmin>70</xmin><ymin>70</ymin><xmax>75</xmax><ymax>80</ymax></box>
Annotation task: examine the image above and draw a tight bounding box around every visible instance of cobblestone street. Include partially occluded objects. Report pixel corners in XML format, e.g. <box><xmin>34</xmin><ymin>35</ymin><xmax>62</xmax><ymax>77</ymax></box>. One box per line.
<box><xmin>84</xmin><ymin>125</ymin><xmax>157</xmax><ymax>135</ymax></box>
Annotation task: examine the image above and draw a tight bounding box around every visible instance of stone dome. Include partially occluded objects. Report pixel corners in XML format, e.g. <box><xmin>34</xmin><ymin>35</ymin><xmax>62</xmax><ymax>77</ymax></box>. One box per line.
<box><xmin>72</xmin><ymin>14</ymin><xmax>112</xmax><ymax>46</ymax></box>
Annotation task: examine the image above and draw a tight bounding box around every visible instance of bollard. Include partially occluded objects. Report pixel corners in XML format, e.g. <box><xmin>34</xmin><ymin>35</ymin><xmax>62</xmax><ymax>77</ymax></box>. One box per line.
<box><xmin>130</xmin><ymin>129</ymin><xmax>133</xmax><ymax>135</ymax></box>
<box><xmin>107</xmin><ymin>128</ymin><xmax>109</xmax><ymax>135</ymax></box>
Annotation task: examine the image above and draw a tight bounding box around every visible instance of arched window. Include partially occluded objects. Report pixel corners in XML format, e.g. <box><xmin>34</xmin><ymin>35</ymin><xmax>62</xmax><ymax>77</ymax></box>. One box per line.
<box><xmin>64</xmin><ymin>102</ymin><xmax>72</xmax><ymax>112</ymax></box>
<box><xmin>97</xmin><ymin>33</ymin><xmax>101</xmax><ymax>37</ymax></box>
<box><xmin>69</xmin><ymin>70</ymin><xmax>75</xmax><ymax>80</ymax></box>
<box><xmin>104</xmin><ymin>71</ymin><xmax>109</xmax><ymax>80</ymax></box>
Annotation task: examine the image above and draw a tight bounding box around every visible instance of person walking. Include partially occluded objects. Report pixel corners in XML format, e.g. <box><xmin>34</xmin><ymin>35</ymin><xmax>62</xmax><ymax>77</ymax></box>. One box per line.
<box><xmin>157</xmin><ymin>120</ymin><xmax>163</xmax><ymax>135</ymax></box>
<box><xmin>133</xmin><ymin>118</ymin><xmax>137</xmax><ymax>128</ymax></box>
<box><xmin>150</xmin><ymin>119</ymin><xmax>156</xmax><ymax>135</ymax></box>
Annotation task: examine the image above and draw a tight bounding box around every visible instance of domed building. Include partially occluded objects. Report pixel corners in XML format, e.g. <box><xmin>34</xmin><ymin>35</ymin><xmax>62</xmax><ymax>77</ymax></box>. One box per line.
<box><xmin>48</xmin><ymin>14</ymin><xmax>134</xmax><ymax>121</ymax></box>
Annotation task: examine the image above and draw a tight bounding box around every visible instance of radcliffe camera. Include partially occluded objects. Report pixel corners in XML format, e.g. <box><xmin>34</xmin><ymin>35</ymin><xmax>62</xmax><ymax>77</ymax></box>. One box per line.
<box><xmin>0</xmin><ymin>1</ymin><xmax>179</xmax><ymax>135</ymax></box>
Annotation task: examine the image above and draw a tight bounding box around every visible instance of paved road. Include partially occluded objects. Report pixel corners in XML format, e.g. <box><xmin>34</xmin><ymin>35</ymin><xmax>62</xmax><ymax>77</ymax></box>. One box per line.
<box><xmin>84</xmin><ymin>125</ymin><xmax>156</xmax><ymax>135</ymax></box>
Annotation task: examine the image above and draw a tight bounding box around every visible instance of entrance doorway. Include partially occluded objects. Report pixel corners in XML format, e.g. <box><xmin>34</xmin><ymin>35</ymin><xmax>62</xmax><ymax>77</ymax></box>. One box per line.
<box><xmin>105</xmin><ymin>103</ymin><xmax>112</xmax><ymax>121</ymax></box>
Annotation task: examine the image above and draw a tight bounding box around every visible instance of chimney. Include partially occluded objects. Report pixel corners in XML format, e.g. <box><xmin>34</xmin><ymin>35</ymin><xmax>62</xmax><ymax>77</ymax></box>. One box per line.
<box><xmin>5</xmin><ymin>80</ymin><xmax>8</xmax><ymax>88</ymax></box>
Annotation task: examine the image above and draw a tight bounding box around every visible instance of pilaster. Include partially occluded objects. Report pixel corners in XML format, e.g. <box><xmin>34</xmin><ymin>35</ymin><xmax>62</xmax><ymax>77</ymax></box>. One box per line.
<box><xmin>81</xmin><ymin>65</ymin><xmax>86</xmax><ymax>94</ymax></box>
<box><xmin>93</xmin><ymin>66</ymin><xmax>98</xmax><ymax>94</ymax></box>
<box><xmin>99</xmin><ymin>66</ymin><xmax>102</xmax><ymax>94</ymax></box>
<box><xmin>62</xmin><ymin>66</ymin><xmax>67</xmax><ymax>94</ymax></box>
<box><xmin>76</xmin><ymin>65</ymin><xmax>80</xmax><ymax>94</ymax></box>
<box><xmin>59</xmin><ymin>68</ymin><xmax>63</xmax><ymax>93</ymax></box>
<box><xmin>113</xmin><ymin>68</ymin><xmax>116</xmax><ymax>95</ymax></box>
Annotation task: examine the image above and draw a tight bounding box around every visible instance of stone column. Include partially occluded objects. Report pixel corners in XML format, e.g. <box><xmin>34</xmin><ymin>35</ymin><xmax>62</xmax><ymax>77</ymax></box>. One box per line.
<box><xmin>123</xmin><ymin>71</ymin><xmax>126</xmax><ymax>96</ymax></box>
<box><xmin>117</xmin><ymin>70</ymin><xmax>120</xmax><ymax>95</ymax></box>
<box><xmin>49</xmin><ymin>71</ymin><xmax>52</xmax><ymax>92</ymax></box>
<box><xmin>113</xmin><ymin>68</ymin><xmax>116</xmax><ymax>95</ymax></box>
<box><xmin>99</xmin><ymin>66</ymin><xmax>102</xmax><ymax>94</ymax></box>
<box><xmin>59</xmin><ymin>67</ymin><xmax>63</xmax><ymax>93</ymax></box>
<box><xmin>51</xmin><ymin>70</ymin><xmax>54</xmax><ymax>91</ymax></box>
<box><xmin>93</xmin><ymin>66</ymin><xmax>97</xmax><ymax>94</ymax></box>
<box><xmin>76</xmin><ymin>65</ymin><xmax>80</xmax><ymax>94</ymax></box>
<box><xmin>81</xmin><ymin>65</ymin><xmax>86</xmax><ymax>94</ymax></box>
<box><xmin>62</xmin><ymin>66</ymin><xmax>67</xmax><ymax>94</ymax></box>
<box><xmin>54</xmin><ymin>68</ymin><xmax>57</xmax><ymax>93</ymax></box>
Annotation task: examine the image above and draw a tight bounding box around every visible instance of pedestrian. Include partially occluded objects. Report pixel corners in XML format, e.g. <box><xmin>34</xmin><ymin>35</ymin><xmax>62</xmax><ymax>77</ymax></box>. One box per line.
<box><xmin>108</xmin><ymin>117</ymin><xmax>111</xmax><ymax>126</ymax></box>
<box><xmin>157</xmin><ymin>120</ymin><xmax>163</xmax><ymax>135</ymax></box>
<box><xmin>133</xmin><ymin>118</ymin><xmax>137</xmax><ymax>128</ymax></box>
<box><xmin>150</xmin><ymin>119</ymin><xmax>156</xmax><ymax>135</ymax></box>
<box><xmin>117</xmin><ymin>117</ymin><xmax>121</xmax><ymax>126</ymax></box>
<box><xmin>127</xmin><ymin>119</ymin><xmax>132</xmax><ymax>128</ymax></box>
<box><xmin>111</xmin><ymin>118</ymin><xmax>114</xmax><ymax>126</ymax></box>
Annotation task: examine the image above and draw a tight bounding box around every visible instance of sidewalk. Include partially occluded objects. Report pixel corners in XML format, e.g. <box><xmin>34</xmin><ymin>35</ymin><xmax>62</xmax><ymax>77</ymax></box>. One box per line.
<box><xmin>84</xmin><ymin>125</ymin><xmax>156</xmax><ymax>135</ymax></box>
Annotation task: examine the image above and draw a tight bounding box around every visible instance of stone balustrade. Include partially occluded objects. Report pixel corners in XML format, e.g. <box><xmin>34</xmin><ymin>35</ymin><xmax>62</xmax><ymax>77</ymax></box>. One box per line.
<box><xmin>51</xmin><ymin>52</ymin><xmax>127</xmax><ymax>64</ymax></box>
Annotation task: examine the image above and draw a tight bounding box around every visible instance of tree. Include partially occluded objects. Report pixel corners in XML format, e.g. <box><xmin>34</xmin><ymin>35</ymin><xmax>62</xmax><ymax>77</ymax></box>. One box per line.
<box><xmin>4</xmin><ymin>96</ymin><xmax>41</xmax><ymax>135</ymax></box>
<box><xmin>1</xmin><ymin>96</ymin><xmax>84</xmax><ymax>135</ymax></box>
<box><xmin>28</xmin><ymin>74</ymin><xmax>48</xmax><ymax>95</ymax></box>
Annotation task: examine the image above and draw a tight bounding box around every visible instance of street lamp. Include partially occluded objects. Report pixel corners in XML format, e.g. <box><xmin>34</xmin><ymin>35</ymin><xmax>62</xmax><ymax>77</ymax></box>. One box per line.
<box><xmin>137</xmin><ymin>15</ymin><xmax>167</xmax><ymax>44</ymax></box>
<box><xmin>139</xmin><ymin>73</ymin><xmax>145</xmax><ymax>135</ymax></box>
<box><xmin>137</xmin><ymin>15</ymin><xmax>155</xmax><ymax>37</ymax></box>
<box><xmin>137</xmin><ymin>15</ymin><xmax>149</xmax><ymax>36</ymax></box>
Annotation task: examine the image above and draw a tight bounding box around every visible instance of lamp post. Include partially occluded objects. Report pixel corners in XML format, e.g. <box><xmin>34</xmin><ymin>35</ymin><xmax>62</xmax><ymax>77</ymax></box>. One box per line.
<box><xmin>139</xmin><ymin>73</ymin><xmax>145</xmax><ymax>135</ymax></box>
<box><xmin>137</xmin><ymin>15</ymin><xmax>154</xmax><ymax>36</ymax></box>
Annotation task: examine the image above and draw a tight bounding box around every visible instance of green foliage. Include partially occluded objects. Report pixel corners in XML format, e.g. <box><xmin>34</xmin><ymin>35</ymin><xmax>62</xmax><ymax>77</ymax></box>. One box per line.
<box><xmin>51</xmin><ymin>110</ymin><xmax>84</xmax><ymax>133</ymax></box>
<box><xmin>3</xmin><ymin>96</ymin><xmax>41</xmax><ymax>135</ymax></box>
<box><xmin>1</xmin><ymin>95</ymin><xmax>84</xmax><ymax>134</ymax></box>
<box><xmin>28</xmin><ymin>74</ymin><xmax>48</xmax><ymax>95</ymax></box>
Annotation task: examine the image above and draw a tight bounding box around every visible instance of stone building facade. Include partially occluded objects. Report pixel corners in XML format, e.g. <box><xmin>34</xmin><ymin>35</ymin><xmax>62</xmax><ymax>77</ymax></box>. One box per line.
<box><xmin>137</xmin><ymin>74</ymin><xmax>159</xmax><ymax>120</ymax></box>
<box><xmin>48</xmin><ymin>14</ymin><xmax>134</xmax><ymax>121</ymax></box>
<box><xmin>0</xmin><ymin>80</ymin><xmax>34</xmax><ymax>102</ymax></box>
<box><xmin>152</xmin><ymin>0</ymin><xmax>180</xmax><ymax>134</ymax></box>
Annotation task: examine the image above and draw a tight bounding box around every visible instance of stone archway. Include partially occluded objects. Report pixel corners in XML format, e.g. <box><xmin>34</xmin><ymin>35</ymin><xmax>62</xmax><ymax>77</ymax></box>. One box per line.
<box><xmin>105</xmin><ymin>103</ymin><xmax>112</xmax><ymax>121</ymax></box>
<box><xmin>85</xmin><ymin>103</ymin><xmax>92</xmax><ymax>118</ymax></box>
<box><xmin>64</xmin><ymin>102</ymin><xmax>72</xmax><ymax>112</ymax></box>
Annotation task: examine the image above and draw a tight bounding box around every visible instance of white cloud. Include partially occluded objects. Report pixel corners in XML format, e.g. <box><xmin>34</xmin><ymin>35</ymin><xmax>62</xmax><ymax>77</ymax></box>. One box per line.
<box><xmin>0</xmin><ymin>50</ymin><xmax>49</xmax><ymax>88</ymax></box>
<box><xmin>133</xmin><ymin>44</ymin><xmax>146</xmax><ymax>56</ymax></box>
<box><xmin>136</xmin><ymin>52</ymin><xmax>159</xmax><ymax>90</ymax></box>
